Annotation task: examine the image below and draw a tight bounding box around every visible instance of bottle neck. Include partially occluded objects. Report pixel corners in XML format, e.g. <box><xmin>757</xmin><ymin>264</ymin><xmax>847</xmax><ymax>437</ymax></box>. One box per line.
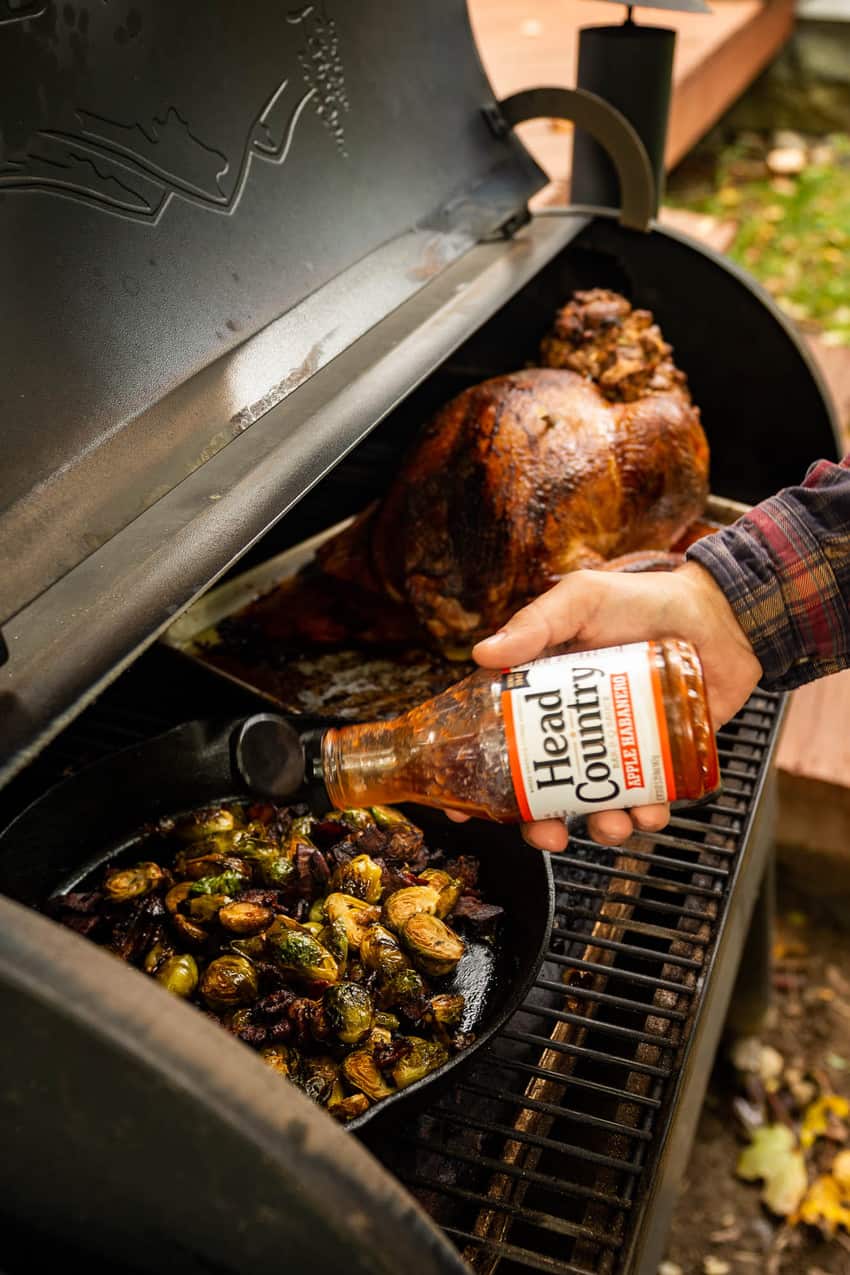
<box><xmin>321</xmin><ymin>722</ymin><xmax>410</xmax><ymax>810</ymax></box>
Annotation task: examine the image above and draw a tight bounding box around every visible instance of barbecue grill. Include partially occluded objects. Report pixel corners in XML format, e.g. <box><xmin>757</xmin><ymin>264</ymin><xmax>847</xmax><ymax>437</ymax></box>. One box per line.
<box><xmin>0</xmin><ymin>3</ymin><xmax>842</xmax><ymax>1273</ymax></box>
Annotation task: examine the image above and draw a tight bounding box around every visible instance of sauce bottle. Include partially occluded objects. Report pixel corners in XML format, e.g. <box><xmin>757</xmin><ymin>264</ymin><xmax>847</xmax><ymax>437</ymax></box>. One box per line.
<box><xmin>319</xmin><ymin>640</ymin><xmax>720</xmax><ymax>822</ymax></box>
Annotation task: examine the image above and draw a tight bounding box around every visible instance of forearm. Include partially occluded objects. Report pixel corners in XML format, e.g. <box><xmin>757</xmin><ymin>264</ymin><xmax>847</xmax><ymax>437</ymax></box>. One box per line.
<box><xmin>687</xmin><ymin>456</ymin><xmax>850</xmax><ymax>691</ymax></box>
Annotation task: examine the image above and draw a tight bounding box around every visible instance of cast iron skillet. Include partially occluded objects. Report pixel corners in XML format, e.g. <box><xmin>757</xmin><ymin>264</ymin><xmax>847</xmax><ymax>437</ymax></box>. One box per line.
<box><xmin>0</xmin><ymin>716</ymin><xmax>554</xmax><ymax>1133</ymax></box>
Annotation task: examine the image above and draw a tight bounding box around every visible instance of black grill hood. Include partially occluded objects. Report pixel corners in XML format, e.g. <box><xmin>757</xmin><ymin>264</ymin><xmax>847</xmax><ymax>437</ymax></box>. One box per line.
<box><xmin>1</xmin><ymin>0</ymin><xmax>546</xmax><ymax>630</ymax></box>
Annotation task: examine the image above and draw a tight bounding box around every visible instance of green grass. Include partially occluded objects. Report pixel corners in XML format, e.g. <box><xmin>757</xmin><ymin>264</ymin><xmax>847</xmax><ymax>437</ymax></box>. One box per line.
<box><xmin>668</xmin><ymin>133</ymin><xmax>850</xmax><ymax>347</ymax></box>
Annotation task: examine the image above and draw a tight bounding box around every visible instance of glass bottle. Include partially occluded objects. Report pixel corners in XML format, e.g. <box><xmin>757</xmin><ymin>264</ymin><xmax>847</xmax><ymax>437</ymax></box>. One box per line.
<box><xmin>320</xmin><ymin>640</ymin><xmax>720</xmax><ymax>822</ymax></box>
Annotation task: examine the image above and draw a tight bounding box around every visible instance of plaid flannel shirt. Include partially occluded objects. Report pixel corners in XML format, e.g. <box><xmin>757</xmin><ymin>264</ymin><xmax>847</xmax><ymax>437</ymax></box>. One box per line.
<box><xmin>687</xmin><ymin>455</ymin><xmax>850</xmax><ymax>692</ymax></box>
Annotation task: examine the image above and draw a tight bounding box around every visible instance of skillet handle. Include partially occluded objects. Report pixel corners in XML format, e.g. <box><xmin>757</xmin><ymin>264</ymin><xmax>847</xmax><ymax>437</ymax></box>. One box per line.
<box><xmin>230</xmin><ymin>714</ymin><xmax>330</xmax><ymax>809</ymax></box>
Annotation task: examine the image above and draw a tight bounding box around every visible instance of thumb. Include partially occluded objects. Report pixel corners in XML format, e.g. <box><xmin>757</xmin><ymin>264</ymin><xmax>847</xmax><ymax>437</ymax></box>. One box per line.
<box><xmin>472</xmin><ymin>574</ymin><xmax>599</xmax><ymax>669</ymax></box>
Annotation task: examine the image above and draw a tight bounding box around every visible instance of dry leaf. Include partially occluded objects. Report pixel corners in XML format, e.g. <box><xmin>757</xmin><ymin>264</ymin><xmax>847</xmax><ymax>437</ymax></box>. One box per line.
<box><xmin>793</xmin><ymin>1174</ymin><xmax>850</xmax><ymax>1235</ymax></box>
<box><xmin>800</xmin><ymin>1095</ymin><xmax>850</xmax><ymax>1150</ymax></box>
<box><xmin>738</xmin><ymin>1125</ymin><xmax>808</xmax><ymax>1216</ymax></box>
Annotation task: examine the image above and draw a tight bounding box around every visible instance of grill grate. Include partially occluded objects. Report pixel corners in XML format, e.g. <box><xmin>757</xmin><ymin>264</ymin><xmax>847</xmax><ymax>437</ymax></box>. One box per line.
<box><xmin>367</xmin><ymin>690</ymin><xmax>783</xmax><ymax>1275</ymax></box>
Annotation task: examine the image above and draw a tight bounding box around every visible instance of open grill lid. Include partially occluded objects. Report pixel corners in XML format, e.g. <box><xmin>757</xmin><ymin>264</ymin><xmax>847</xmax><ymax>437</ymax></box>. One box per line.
<box><xmin>0</xmin><ymin>0</ymin><xmax>556</xmax><ymax>773</ymax></box>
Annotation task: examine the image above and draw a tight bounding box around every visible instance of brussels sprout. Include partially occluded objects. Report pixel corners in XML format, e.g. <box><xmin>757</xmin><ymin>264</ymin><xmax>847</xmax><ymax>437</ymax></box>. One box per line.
<box><xmin>374</xmin><ymin>1011</ymin><xmax>400</xmax><ymax>1032</ymax></box>
<box><xmin>303</xmin><ymin>921</ymin><xmax>324</xmax><ymax>938</ymax></box>
<box><xmin>290</xmin><ymin>815</ymin><xmax>316</xmax><ymax>840</ymax></box>
<box><xmin>330</xmin><ymin>854</ymin><xmax>383</xmax><ymax>904</ymax></box>
<box><xmin>426</xmin><ymin>992</ymin><xmax>465</xmax><ymax>1029</ymax></box>
<box><xmin>218</xmin><ymin>901</ymin><xmax>273</xmax><ymax>935</ymax></box>
<box><xmin>260</xmin><ymin>1044</ymin><xmax>300</xmax><ymax>1079</ymax></box>
<box><xmin>366</xmin><ymin>1025</ymin><xmax>393</xmax><ymax>1050</ymax></box>
<box><xmin>171</xmin><ymin>914</ymin><xmax>210</xmax><ymax>949</ymax></box>
<box><xmin>370</xmin><ymin>806</ymin><xmax>416</xmax><ymax>831</ymax></box>
<box><xmin>359</xmin><ymin>924</ymin><xmax>409</xmax><ymax>979</ymax></box>
<box><xmin>308</xmin><ymin>898</ymin><xmax>327</xmax><ymax>926</ymax></box>
<box><xmin>190</xmin><ymin>868</ymin><xmax>249</xmax><ymax>897</ymax></box>
<box><xmin>228</xmin><ymin>935</ymin><xmax>266</xmax><ymax>960</ymax></box>
<box><xmin>328</xmin><ymin>1093</ymin><xmax>370</xmax><ymax>1122</ymax></box>
<box><xmin>175</xmin><ymin>808</ymin><xmax>236</xmax><ymax>843</ymax></box>
<box><xmin>339</xmin><ymin>808</ymin><xmax>376</xmax><ymax>831</ymax></box>
<box><xmin>199</xmin><ymin>955</ymin><xmax>259</xmax><ymax>1010</ymax></box>
<box><xmin>418</xmin><ymin>869</ymin><xmax>463</xmax><ymax>919</ymax></box>
<box><xmin>382</xmin><ymin>886</ymin><xmax>439</xmax><ymax>934</ymax></box>
<box><xmin>103</xmin><ymin>862</ymin><xmax>165</xmax><ymax>904</ymax></box>
<box><xmin>391</xmin><ymin>1037</ymin><xmax>448</xmax><ymax>1090</ymax></box>
<box><xmin>143</xmin><ymin>938</ymin><xmax>174</xmax><ymax>974</ymax></box>
<box><xmin>189</xmin><ymin>893</ymin><xmax>231</xmax><ymax>923</ymax></box>
<box><xmin>323</xmin><ymin>982</ymin><xmax>374</xmax><ymax>1046</ymax></box>
<box><xmin>400</xmin><ymin>914</ymin><xmax>465</xmax><ymax>976</ymax></box>
<box><xmin>269</xmin><ymin>923</ymin><xmax>338</xmax><ymax>986</ymax></box>
<box><xmin>323</xmin><ymin>894</ymin><xmax>380</xmax><ymax>950</ymax></box>
<box><xmin>298</xmin><ymin>1055</ymin><xmax>340</xmax><ymax>1106</ymax></box>
<box><xmin>165</xmin><ymin>882</ymin><xmax>193</xmax><ymax>914</ymax></box>
<box><xmin>377</xmin><ymin>967</ymin><xmax>427</xmax><ymax>1016</ymax></box>
<box><xmin>232</xmin><ymin>837</ymin><xmax>295</xmax><ymax>890</ymax></box>
<box><xmin>342</xmin><ymin>1051</ymin><xmax>395</xmax><ymax>1101</ymax></box>
<box><xmin>322</xmin><ymin>918</ymin><xmax>349</xmax><ymax>973</ymax></box>
<box><xmin>155</xmin><ymin>953</ymin><xmax>199</xmax><ymax>998</ymax></box>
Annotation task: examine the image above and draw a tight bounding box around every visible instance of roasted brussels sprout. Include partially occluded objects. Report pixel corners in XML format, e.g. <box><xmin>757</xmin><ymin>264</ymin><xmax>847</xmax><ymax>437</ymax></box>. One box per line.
<box><xmin>199</xmin><ymin>955</ymin><xmax>259</xmax><ymax>1010</ymax></box>
<box><xmin>218</xmin><ymin>901</ymin><xmax>273</xmax><ymax>935</ymax></box>
<box><xmin>328</xmin><ymin>1093</ymin><xmax>370</xmax><ymax>1123</ymax></box>
<box><xmin>382</xmin><ymin>885</ymin><xmax>439</xmax><ymax>933</ymax></box>
<box><xmin>427</xmin><ymin>992</ymin><xmax>465</xmax><ymax>1028</ymax></box>
<box><xmin>360</xmin><ymin>923</ymin><xmax>409</xmax><ymax>979</ymax></box>
<box><xmin>175</xmin><ymin>808</ymin><xmax>236</xmax><ymax>843</ymax></box>
<box><xmin>188</xmin><ymin>893</ymin><xmax>231</xmax><ymax>923</ymax></box>
<box><xmin>418</xmin><ymin>869</ymin><xmax>463</xmax><ymax>919</ymax></box>
<box><xmin>391</xmin><ymin>1037</ymin><xmax>448</xmax><ymax>1089</ymax></box>
<box><xmin>330</xmin><ymin>854</ymin><xmax>383</xmax><ymax>904</ymax></box>
<box><xmin>59</xmin><ymin>797</ymin><xmax>498</xmax><ymax>1126</ymax></box>
<box><xmin>260</xmin><ymin>1044</ymin><xmax>299</xmax><ymax>1079</ymax></box>
<box><xmin>401</xmin><ymin>913</ymin><xmax>465</xmax><ymax>976</ymax></box>
<box><xmin>155</xmin><ymin>953</ymin><xmax>199</xmax><ymax>998</ymax></box>
<box><xmin>298</xmin><ymin>1055</ymin><xmax>340</xmax><ymax>1106</ymax></box>
<box><xmin>324</xmin><ymin>982</ymin><xmax>374</xmax><ymax>1046</ymax></box>
<box><xmin>377</xmin><ymin>967</ymin><xmax>427</xmax><ymax>1017</ymax></box>
<box><xmin>103</xmin><ymin>862</ymin><xmax>166</xmax><ymax>903</ymax></box>
<box><xmin>342</xmin><ymin>1051</ymin><xmax>395</xmax><ymax>1101</ymax></box>
<box><xmin>190</xmin><ymin>868</ymin><xmax>249</xmax><ymax>897</ymax></box>
<box><xmin>323</xmin><ymin>893</ymin><xmax>380</xmax><ymax>950</ymax></box>
<box><xmin>269</xmin><ymin>921</ymin><xmax>338</xmax><ymax>986</ymax></box>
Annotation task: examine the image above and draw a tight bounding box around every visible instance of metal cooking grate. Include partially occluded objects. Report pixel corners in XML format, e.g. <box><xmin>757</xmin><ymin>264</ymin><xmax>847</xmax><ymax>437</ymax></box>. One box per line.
<box><xmin>367</xmin><ymin>690</ymin><xmax>783</xmax><ymax>1275</ymax></box>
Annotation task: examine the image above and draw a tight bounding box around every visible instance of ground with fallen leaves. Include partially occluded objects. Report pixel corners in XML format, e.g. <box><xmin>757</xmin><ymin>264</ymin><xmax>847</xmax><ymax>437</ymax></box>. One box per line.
<box><xmin>662</xmin><ymin>878</ymin><xmax>850</xmax><ymax>1275</ymax></box>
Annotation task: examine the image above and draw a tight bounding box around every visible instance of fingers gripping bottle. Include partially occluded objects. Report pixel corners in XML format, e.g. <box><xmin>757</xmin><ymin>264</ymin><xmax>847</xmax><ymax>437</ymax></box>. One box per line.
<box><xmin>319</xmin><ymin>640</ymin><xmax>720</xmax><ymax>822</ymax></box>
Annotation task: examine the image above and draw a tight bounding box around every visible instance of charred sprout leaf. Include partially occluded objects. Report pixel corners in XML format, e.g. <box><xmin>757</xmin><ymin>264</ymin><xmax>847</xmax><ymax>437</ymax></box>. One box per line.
<box><xmin>324</xmin><ymin>982</ymin><xmax>375</xmax><ymax>1046</ymax></box>
<box><xmin>374</xmin><ymin>1011</ymin><xmax>400</xmax><ymax>1031</ymax></box>
<box><xmin>360</xmin><ymin>923</ymin><xmax>410</xmax><ymax>979</ymax></box>
<box><xmin>103</xmin><ymin>862</ymin><xmax>165</xmax><ymax>904</ymax></box>
<box><xmin>401</xmin><ymin>913</ymin><xmax>465</xmax><ymax>976</ymax></box>
<box><xmin>324</xmin><ymin>893</ymin><xmax>380</xmax><ymax>950</ymax></box>
<box><xmin>190</xmin><ymin>868</ymin><xmax>249</xmax><ymax>897</ymax></box>
<box><xmin>382</xmin><ymin>885</ymin><xmax>439</xmax><ymax>933</ymax></box>
<box><xmin>342</xmin><ymin>1051</ymin><xmax>395</xmax><ymax>1101</ymax></box>
<box><xmin>391</xmin><ymin>1037</ymin><xmax>448</xmax><ymax>1089</ymax></box>
<box><xmin>218</xmin><ymin>901</ymin><xmax>273</xmax><ymax>935</ymax></box>
<box><xmin>200</xmin><ymin>955</ymin><xmax>259</xmax><ymax>1010</ymax></box>
<box><xmin>328</xmin><ymin>1093</ymin><xmax>370</xmax><ymax>1123</ymax></box>
<box><xmin>143</xmin><ymin>938</ymin><xmax>174</xmax><ymax>974</ymax></box>
<box><xmin>330</xmin><ymin>854</ymin><xmax>383</xmax><ymax>904</ymax></box>
<box><xmin>322</xmin><ymin>918</ymin><xmax>349</xmax><ymax>973</ymax></box>
<box><xmin>155</xmin><ymin>953</ymin><xmax>199</xmax><ymax>998</ymax></box>
<box><xmin>269</xmin><ymin>924</ymin><xmax>338</xmax><ymax>986</ymax></box>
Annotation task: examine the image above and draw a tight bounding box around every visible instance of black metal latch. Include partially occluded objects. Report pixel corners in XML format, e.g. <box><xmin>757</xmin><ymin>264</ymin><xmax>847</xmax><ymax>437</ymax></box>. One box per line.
<box><xmin>484</xmin><ymin>86</ymin><xmax>656</xmax><ymax>234</ymax></box>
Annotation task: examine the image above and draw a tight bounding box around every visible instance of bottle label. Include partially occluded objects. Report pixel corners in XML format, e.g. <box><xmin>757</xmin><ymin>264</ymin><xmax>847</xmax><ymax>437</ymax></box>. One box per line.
<box><xmin>501</xmin><ymin>643</ymin><xmax>676</xmax><ymax>821</ymax></box>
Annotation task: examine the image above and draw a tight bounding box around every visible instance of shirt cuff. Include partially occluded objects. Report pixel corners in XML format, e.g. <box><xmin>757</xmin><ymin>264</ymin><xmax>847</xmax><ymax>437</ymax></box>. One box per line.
<box><xmin>686</xmin><ymin>495</ymin><xmax>846</xmax><ymax>692</ymax></box>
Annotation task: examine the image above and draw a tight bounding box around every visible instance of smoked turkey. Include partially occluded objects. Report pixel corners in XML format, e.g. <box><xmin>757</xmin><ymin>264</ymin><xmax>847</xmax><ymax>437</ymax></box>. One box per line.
<box><xmin>314</xmin><ymin>290</ymin><xmax>710</xmax><ymax>656</ymax></box>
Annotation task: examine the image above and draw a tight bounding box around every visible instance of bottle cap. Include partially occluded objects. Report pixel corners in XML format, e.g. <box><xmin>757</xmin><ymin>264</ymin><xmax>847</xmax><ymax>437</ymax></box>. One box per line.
<box><xmin>231</xmin><ymin>714</ymin><xmax>305</xmax><ymax>799</ymax></box>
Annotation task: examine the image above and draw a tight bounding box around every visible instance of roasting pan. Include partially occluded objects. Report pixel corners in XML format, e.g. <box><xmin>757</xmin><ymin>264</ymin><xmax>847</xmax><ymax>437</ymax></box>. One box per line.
<box><xmin>161</xmin><ymin>493</ymin><xmax>752</xmax><ymax>720</ymax></box>
<box><xmin>0</xmin><ymin>715</ymin><xmax>554</xmax><ymax>1135</ymax></box>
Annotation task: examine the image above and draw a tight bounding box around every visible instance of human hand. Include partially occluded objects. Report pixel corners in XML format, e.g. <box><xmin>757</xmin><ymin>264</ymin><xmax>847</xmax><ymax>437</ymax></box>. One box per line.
<box><xmin>446</xmin><ymin>562</ymin><xmax>763</xmax><ymax>852</ymax></box>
